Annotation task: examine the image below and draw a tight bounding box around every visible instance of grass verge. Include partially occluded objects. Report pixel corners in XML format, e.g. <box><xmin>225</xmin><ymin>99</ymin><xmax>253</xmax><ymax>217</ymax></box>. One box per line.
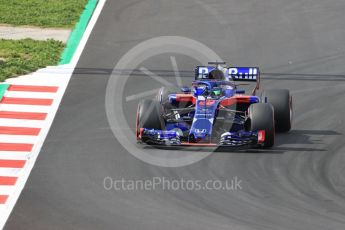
<box><xmin>0</xmin><ymin>39</ymin><xmax>65</xmax><ymax>81</ymax></box>
<box><xmin>0</xmin><ymin>0</ymin><xmax>88</xmax><ymax>28</ymax></box>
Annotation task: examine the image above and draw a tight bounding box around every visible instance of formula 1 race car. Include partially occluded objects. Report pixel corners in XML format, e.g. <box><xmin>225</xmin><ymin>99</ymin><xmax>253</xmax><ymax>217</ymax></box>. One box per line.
<box><xmin>136</xmin><ymin>62</ymin><xmax>292</xmax><ymax>148</ymax></box>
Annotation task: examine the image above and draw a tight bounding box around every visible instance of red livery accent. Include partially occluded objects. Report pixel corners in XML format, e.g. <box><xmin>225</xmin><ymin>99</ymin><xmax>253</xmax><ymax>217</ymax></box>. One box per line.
<box><xmin>175</xmin><ymin>94</ymin><xmax>196</xmax><ymax>103</ymax></box>
<box><xmin>220</xmin><ymin>96</ymin><xmax>251</xmax><ymax>106</ymax></box>
<box><xmin>198</xmin><ymin>100</ymin><xmax>216</xmax><ymax>106</ymax></box>
<box><xmin>139</xmin><ymin>128</ymin><xmax>145</xmax><ymax>139</ymax></box>
<box><xmin>258</xmin><ymin>130</ymin><xmax>265</xmax><ymax>143</ymax></box>
<box><xmin>136</xmin><ymin>105</ymin><xmax>139</xmax><ymax>139</ymax></box>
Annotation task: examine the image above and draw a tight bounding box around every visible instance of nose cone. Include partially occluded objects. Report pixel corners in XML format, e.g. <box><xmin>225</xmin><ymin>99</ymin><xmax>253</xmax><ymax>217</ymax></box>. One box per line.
<box><xmin>190</xmin><ymin>119</ymin><xmax>213</xmax><ymax>140</ymax></box>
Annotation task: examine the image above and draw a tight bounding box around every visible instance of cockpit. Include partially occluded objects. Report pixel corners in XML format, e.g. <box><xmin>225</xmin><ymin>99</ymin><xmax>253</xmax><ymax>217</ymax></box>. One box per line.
<box><xmin>192</xmin><ymin>80</ymin><xmax>235</xmax><ymax>98</ymax></box>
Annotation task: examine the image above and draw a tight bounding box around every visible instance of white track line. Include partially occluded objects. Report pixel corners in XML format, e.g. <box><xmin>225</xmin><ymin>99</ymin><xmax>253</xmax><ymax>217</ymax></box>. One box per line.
<box><xmin>0</xmin><ymin>119</ymin><xmax>45</xmax><ymax>128</ymax></box>
<box><xmin>4</xmin><ymin>91</ymin><xmax>58</xmax><ymax>99</ymax></box>
<box><xmin>0</xmin><ymin>188</ymin><xmax>15</xmax><ymax>195</ymax></box>
<box><xmin>0</xmin><ymin>104</ymin><xmax>51</xmax><ymax>113</ymax></box>
<box><xmin>5</xmin><ymin>78</ymin><xmax>68</xmax><ymax>86</ymax></box>
<box><xmin>0</xmin><ymin>135</ymin><xmax>38</xmax><ymax>143</ymax></box>
<box><xmin>0</xmin><ymin>168</ymin><xmax>22</xmax><ymax>177</ymax></box>
<box><xmin>70</xmin><ymin>0</ymin><xmax>107</xmax><ymax>66</ymax></box>
<box><xmin>0</xmin><ymin>153</ymin><xmax>30</xmax><ymax>161</ymax></box>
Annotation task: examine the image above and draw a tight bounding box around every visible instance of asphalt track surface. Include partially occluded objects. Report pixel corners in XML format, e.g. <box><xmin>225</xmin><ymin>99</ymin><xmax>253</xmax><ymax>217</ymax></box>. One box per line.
<box><xmin>5</xmin><ymin>0</ymin><xmax>345</xmax><ymax>229</ymax></box>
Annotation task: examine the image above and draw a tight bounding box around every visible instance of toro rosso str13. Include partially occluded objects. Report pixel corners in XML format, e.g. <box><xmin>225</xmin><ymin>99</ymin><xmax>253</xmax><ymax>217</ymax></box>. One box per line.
<box><xmin>136</xmin><ymin>62</ymin><xmax>292</xmax><ymax>148</ymax></box>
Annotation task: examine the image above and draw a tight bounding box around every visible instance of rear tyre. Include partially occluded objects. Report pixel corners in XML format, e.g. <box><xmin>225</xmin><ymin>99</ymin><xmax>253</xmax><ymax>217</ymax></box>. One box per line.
<box><xmin>248</xmin><ymin>103</ymin><xmax>275</xmax><ymax>148</ymax></box>
<box><xmin>261</xmin><ymin>89</ymin><xmax>292</xmax><ymax>132</ymax></box>
<box><xmin>136</xmin><ymin>99</ymin><xmax>164</xmax><ymax>139</ymax></box>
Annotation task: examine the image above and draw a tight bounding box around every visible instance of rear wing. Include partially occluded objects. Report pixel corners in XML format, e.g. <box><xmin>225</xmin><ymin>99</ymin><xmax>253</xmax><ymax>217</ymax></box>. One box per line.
<box><xmin>194</xmin><ymin>66</ymin><xmax>261</xmax><ymax>94</ymax></box>
<box><xmin>228</xmin><ymin>67</ymin><xmax>260</xmax><ymax>81</ymax></box>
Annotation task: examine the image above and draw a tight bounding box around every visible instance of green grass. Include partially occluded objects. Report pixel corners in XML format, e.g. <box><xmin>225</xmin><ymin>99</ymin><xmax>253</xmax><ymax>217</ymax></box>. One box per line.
<box><xmin>0</xmin><ymin>39</ymin><xmax>65</xmax><ymax>81</ymax></box>
<box><xmin>0</xmin><ymin>0</ymin><xmax>88</xmax><ymax>28</ymax></box>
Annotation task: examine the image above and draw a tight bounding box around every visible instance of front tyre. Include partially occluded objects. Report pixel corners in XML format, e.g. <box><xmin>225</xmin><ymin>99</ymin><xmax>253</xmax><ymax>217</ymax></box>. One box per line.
<box><xmin>248</xmin><ymin>103</ymin><xmax>275</xmax><ymax>148</ymax></box>
<box><xmin>136</xmin><ymin>99</ymin><xmax>164</xmax><ymax>139</ymax></box>
<box><xmin>261</xmin><ymin>89</ymin><xmax>292</xmax><ymax>132</ymax></box>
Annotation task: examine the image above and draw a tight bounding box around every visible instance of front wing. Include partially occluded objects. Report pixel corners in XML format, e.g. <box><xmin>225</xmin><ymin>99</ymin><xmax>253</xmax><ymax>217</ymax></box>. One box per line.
<box><xmin>138</xmin><ymin>128</ymin><xmax>265</xmax><ymax>148</ymax></box>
